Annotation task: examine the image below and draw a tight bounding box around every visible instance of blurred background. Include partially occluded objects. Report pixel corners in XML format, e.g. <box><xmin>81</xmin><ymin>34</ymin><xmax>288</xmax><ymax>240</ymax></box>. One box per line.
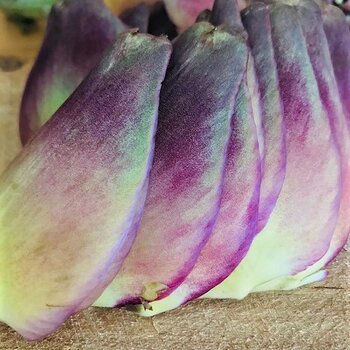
<box><xmin>0</xmin><ymin>0</ymin><xmax>162</xmax><ymax>69</ymax></box>
<box><xmin>0</xmin><ymin>0</ymin><xmax>348</xmax><ymax>70</ymax></box>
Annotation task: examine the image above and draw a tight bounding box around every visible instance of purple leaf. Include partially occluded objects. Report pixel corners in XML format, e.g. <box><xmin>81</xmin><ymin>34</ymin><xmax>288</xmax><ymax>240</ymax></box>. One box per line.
<box><xmin>0</xmin><ymin>32</ymin><xmax>171</xmax><ymax>340</ymax></box>
<box><xmin>206</xmin><ymin>1</ymin><xmax>341</xmax><ymax>300</ymax></box>
<box><xmin>95</xmin><ymin>21</ymin><xmax>248</xmax><ymax>308</ymax></box>
<box><xmin>19</xmin><ymin>0</ymin><xmax>127</xmax><ymax>144</ymax></box>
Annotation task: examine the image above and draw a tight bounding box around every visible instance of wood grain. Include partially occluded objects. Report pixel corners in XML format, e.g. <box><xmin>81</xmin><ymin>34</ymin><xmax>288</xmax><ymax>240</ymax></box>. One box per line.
<box><xmin>0</xmin><ymin>15</ymin><xmax>349</xmax><ymax>350</ymax></box>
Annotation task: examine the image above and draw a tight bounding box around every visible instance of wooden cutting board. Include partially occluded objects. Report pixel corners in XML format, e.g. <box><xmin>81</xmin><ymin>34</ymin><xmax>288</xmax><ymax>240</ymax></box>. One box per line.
<box><xmin>0</xmin><ymin>14</ymin><xmax>349</xmax><ymax>350</ymax></box>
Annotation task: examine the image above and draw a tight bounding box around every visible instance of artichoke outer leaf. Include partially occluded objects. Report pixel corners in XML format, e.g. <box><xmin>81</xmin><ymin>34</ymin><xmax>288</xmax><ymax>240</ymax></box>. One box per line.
<box><xmin>19</xmin><ymin>0</ymin><xmax>127</xmax><ymax>144</ymax></box>
<box><xmin>322</xmin><ymin>4</ymin><xmax>350</xmax><ymax>130</ymax></box>
<box><xmin>0</xmin><ymin>32</ymin><xmax>171</xmax><ymax>340</ymax></box>
<box><xmin>134</xmin><ymin>0</ymin><xmax>264</xmax><ymax>317</ymax></box>
<box><xmin>205</xmin><ymin>1</ymin><xmax>341</xmax><ymax>300</ymax></box>
<box><xmin>94</xmin><ymin>22</ymin><xmax>248</xmax><ymax>308</ymax></box>
<box><xmin>137</xmin><ymin>57</ymin><xmax>261</xmax><ymax>317</ymax></box>
<box><xmin>241</xmin><ymin>1</ymin><xmax>287</xmax><ymax>232</ymax></box>
<box><xmin>252</xmin><ymin>0</ymin><xmax>350</xmax><ymax>293</ymax></box>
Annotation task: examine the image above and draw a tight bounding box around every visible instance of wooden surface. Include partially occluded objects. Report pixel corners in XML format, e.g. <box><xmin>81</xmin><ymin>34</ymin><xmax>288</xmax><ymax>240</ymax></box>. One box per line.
<box><xmin>0</xmin><ymin>15</ymin><xmax>349</xmax><ymax>350</ymax></box>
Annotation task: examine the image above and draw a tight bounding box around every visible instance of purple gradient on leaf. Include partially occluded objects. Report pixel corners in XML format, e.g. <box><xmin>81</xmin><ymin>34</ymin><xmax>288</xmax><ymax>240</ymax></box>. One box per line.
<box><xmin>298</xmin><ymin>0</ymin><xmax>350</xmax><ymax>265</ymax></box>
<box><xmin>205</xmin><ymin>2</ymin><xmax>341</xmax><ymax>301</ymax></box>
<box><xmin>19</xmin><ymin>0</ymin><xmax>127</xmax><ymax>144</ymax></box>
<box><xmin>322</xmin><ymin>4</ymin><xmax>350</xmax><ymax>130</ymax></box>
<box><xmin>158</xmin><ymin>0</ymin><xmax>261</xmax><ymax>307</ymax></box>
<box><xmin>95</xmin><ymin>22</ymin><xmax>248</xmax><ymax>307</ymax></box>
<box><xmin>159</xmin><ymin>61</ymin><xmax>261</xmax><ymax>305</ymax></box>
<box><xmin>242</xmin><ymin>1</ymin><xmax>286</xmax><ymax>232</ymax></box>
<box><xmin>211</xmin><ymin>0</ymin><xmax>241</xmax><ymax>27</ymax></box>
<box><xmin>0</xmin><ymin>32</ymin><xmax>171</xmax><ymax>340</ymax></box>
<box><xmin>258</xmin><ymin>1</ymin><xmax>340</xmax><ymax>272</ymax></box>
